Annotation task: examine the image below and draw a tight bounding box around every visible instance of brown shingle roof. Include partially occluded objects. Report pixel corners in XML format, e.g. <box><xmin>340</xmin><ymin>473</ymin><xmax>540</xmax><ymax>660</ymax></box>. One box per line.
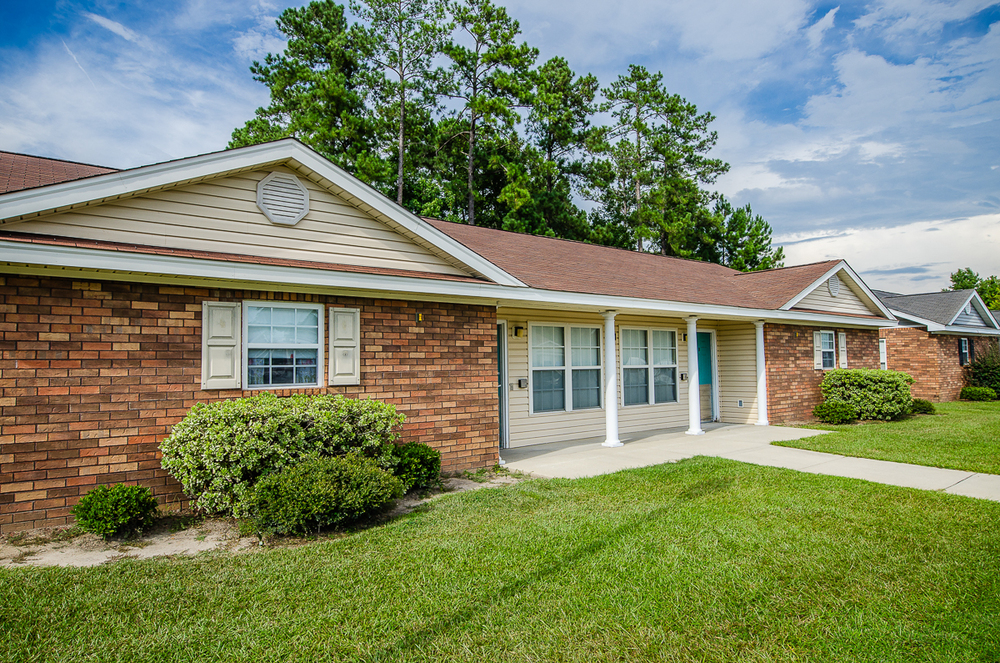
<box><xmin>0</xmin><ymin>231</ymin><xmax>491</xmax><ymax>285</ymax></box>
<box><xmin>426</xmin><ymin>218</ymin><xmax>849</xmax><ymax>311</ymax></box>
<box><xmin>0</xmin><ymin>151</ymin><xmax>117</xmax><ymax>194</ymax></box>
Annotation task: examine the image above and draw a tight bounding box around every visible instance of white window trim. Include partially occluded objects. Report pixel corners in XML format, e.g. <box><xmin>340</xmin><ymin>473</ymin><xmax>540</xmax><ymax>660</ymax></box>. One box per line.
<box><xmin>527</xmin><ymin>322</ymin><xmax>605</xmax><ymax>415</ymax></box>
<box><xmin>619</xmin><ymin>326</ymin><xmax>680</xmax><ymax>408</ymax></box>
<box><xmin>816</xmin><ymin>329</ymin><xmax>837</xmax><ymax>370</ymax></box>
<box><xmin>242</xmin><ymin>300</ymin><xmax>324</xmax><ymax>390</ymax></box>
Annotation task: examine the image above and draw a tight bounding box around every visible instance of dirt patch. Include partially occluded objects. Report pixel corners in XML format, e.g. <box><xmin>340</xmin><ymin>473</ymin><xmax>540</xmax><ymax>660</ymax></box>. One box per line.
<box><xmin>1</xmin><ymin>474</ymin><xmax>521</xmax><ymax>568</ymax></box>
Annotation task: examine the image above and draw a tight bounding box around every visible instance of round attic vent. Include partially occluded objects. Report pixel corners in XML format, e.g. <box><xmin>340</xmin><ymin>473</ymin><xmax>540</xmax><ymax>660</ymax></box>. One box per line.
<box><xmin>966</xmin><ymin>302</ymin><xmax>974</xmax><ymax>315</ymax></box>
<box><xmin>257</xmin><ymin>173</ymin><xmax>310</xmax><ymax>225</ymax></box>
<box><xmin>828</xmin><ymin>274</ymin><xmax>841</xmax><ymax>297</ymax></box>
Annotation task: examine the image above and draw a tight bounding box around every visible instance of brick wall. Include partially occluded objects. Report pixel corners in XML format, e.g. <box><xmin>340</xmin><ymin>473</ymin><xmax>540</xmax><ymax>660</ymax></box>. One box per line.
<box><xmin>764</xmin><ymin>324</ymin><xmax>879</xmax><ymax>423</ymax></box>
<box><xmin>881</xmin><ymin>327</ymin><xmax>1000</xmax><ymax>401</ymax></box>
<box><xmin>0</xmin><ymin>274</ymin><xmax>498</xmax><ymax>532</ymax></box>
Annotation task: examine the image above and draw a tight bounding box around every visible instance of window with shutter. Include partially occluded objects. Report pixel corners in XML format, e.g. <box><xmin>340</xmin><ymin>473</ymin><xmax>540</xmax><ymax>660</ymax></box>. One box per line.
<box><xmin>329</xmin><ymin>308</ymin><xmax>361</xmax><ymax>385</ymax></box>
<box><xmin>814</xmin><ymin>330</ymin><xmax>836</xmax><ymax>369</ymax></box>
<box><xmin>201</xmin><ymin>302</ymin><xmax>242</xmax><ymax>390</ymax></box>
<box><xmin>244</xmin><ymin>302</ymin><xmax>323</xmax><ymax>388</ymax></box>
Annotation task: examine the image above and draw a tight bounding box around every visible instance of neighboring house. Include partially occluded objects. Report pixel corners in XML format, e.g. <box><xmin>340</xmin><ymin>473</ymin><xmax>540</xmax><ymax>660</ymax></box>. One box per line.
<box><xmin>873</xmin><ymin>289</ymin><xmax>1000</xmax><ymax>401</ymax></box>
<box><xmin>0</xmin><ymin>140</ymin><xmax>896</xmax><ymax>532</ymax></box>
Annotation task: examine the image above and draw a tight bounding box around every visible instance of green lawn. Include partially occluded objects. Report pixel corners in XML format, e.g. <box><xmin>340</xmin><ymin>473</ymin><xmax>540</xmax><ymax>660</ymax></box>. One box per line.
<box><xmin>3</xmin><ymin>457</ymin><xmax>999</xmax><ymax>662</ymax></box>
<box><xmin>774</xmin><ymin>401</ymin><xmax>1000</xmax><ymax>475</ymax></box>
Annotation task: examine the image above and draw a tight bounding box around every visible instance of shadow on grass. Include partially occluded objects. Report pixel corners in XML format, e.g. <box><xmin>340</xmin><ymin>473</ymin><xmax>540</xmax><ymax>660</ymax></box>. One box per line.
<box><xmin>373</xmin><ymin>506</ymin><xmax>670</xmax><ymax>661</ymax></box>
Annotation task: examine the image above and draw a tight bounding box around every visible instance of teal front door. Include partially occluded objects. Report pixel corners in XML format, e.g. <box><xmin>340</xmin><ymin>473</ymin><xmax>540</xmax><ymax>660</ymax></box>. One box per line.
<box><xmin>697</xmin><ymin>332</ymin><xmax>713</xmax><ymax>421</ymax></box>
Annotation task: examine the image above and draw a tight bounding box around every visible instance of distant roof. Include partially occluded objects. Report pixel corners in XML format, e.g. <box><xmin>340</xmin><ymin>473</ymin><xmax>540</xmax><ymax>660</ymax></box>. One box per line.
<box><xmin>0</xmin><ymin>151</ymin><xmax>117</xmax><ymax>194</ymax></box>
<box><xmin>426</xmin><ymin>218</ymin><xmax>853</xmax><ymax>312</ymax></box>
<box><xmin>874</xmin><ymin>289</ymin><xmax>975</xmax><ymax>326</ymax></box>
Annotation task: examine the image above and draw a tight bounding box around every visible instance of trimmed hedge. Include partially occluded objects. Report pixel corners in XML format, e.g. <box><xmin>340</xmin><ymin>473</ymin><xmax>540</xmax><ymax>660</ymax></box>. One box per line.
<box><xmin>160</xmin><ymin>394</ymin><xmax>405</xmax><ymax>517</ymax></box>
<box><xmin>820</xmin><ymin>369</ymin><xmax>914</xmax><ymax>421</ymax></box>
<box><xmin>960</xmin><ymin>386</ymin><xmax>996</xmax><ymax>401</ymax></box>
<box><xmin>392</xmin><ymin>442</ymin><xmax>441</xmax><ymax>492</ymax></box>
<box><xmin>71</xmin><ymin>484</ymin><xmax>159</xmax><ymax>539</ymax></box>
<box><xmin>244</xmin><ymin>455</ymin><xmax>403</xmax><ymax>536</ymax></box>
<box><xmin>910</xmin><ymin>398</ymin><xmax>936</xmax><ymax>415</ymax></box>
<box><xmin>967</xmin><ymin>345</ymin><xmax>1000</xmax><ymax>395</ymax></box>
<box><xmin>813</xmin><ymin>401</ymin><xmax>858</xmax><ymax>425</ymax></box>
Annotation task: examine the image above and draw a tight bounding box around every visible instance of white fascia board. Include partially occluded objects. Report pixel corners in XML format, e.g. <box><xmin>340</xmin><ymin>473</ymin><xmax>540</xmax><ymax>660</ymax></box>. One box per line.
<box><xmin>945</xmin><ymin>291</ymin><xmax>999</xmax><ymax>329</ymax></box>
<box><xmin>779</xmin><ymin>261</ymin><xmax>896</xmax><ymax>320</ymax></box>
<box><xmin>887</xmin><ymin>309</ymin><xmax>945</xmax><ymax>331</ymax></box>
<box><xmin>933</xmin><ymin>327</ymin><xmax>1000</xmax><ymax>336</ymax></box>
<box><xmin>0</xmin><ymin>139</ymin><xmax>525</xmax><ymax>289</ymax></box>
<box><xmin>2</xmin><ymin>240</ymin><xmax>896</xmax><ymax>328</ymax></box>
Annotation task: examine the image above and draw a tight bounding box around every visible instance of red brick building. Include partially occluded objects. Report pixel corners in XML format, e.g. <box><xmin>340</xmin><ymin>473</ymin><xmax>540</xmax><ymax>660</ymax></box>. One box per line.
<box><xmin>0</xmin><ymin>141</ymin><xmax>896</xmax><ymax>531</ymax></box>
<box><xmin>874</xmin><ymin>289</ymin><xmax>1000</xmax><ymax>401</ymax></box>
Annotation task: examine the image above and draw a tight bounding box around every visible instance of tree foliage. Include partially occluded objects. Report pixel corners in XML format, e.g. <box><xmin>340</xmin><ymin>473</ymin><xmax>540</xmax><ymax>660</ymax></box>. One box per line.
<box><xmin>230</xmin><ymin>0</ymin><xmax>785</xmax><ymax>273</ymax></box>
<box><xmin>947</xmin><ymin>268</ymin><xmax>1000</xmax><ymax>309</ymax></box>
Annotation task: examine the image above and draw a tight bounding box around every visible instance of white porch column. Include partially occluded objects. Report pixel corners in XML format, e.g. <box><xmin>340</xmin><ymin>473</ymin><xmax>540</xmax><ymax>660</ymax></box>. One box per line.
<box><xmin>601</xmin><ymin>310</ymin><xmax>622</xmax><ymax>447</ymax></box>
<box><xmin>685</xmin><ymin>316</ymin><xmax>703</xmax><ymax>435</ymax></box>
<box><xmin>754</xmin><ymin>320</ymin><xmax>770</xmax><ymax>426</ymax></box>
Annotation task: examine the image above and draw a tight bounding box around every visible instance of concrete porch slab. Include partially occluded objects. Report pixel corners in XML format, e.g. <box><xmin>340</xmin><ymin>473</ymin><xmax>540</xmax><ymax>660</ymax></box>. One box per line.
<box><xmin>500</xmin><ymin>423</ymin><xmax>1000</xmax><ymax>503</ymax></box>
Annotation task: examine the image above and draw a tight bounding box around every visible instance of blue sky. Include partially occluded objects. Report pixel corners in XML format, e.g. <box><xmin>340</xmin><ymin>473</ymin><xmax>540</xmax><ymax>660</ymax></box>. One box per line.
<box><xmin>1</xmin><ymin>0</ymin><xmax>998</xmax><ymax>292</ymax></box>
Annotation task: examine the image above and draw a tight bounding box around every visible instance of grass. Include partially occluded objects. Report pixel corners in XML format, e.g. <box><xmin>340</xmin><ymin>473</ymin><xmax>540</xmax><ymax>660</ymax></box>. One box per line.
<box><xmin>775</xmin><ymin>401</ymin><xmax>1000</xmax><ymax>474</ymax></box>
<box><xmin>2</xmin><ymin>457</ymin><xmax>999</xmax><ymax>662</ymax></box>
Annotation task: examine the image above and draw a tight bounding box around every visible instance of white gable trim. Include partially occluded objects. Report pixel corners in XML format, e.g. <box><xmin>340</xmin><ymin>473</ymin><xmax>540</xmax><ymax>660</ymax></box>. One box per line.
<box><xmin>945</xmin><ymin>291</ymin><xmax>999</xmax><ymax>329</ymax></box>
<box><xmin>888</xmin><ymin>308</ymin><xmax>1000</xmax><ymax>335</ymax></box>
<box><xmin>0</xmin><ymin>139</ymin><xmax>526</xmax><ymax>289</ymax></box>
<box><xmin>780</xmin><ymin>261</ymin><xmax>895</xmax><ymax>320</ymax></box>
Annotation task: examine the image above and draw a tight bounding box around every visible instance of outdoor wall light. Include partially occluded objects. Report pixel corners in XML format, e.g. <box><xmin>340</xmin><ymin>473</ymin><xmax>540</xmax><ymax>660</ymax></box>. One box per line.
<box><xmin>517</xmin><ymin>378</ymin><xmax>528</xmax><ymax>388</ymax></box>
<box><xmin>680</xmin><ymin>373</ymin><xmax>688</xmax><ymax>381</ymax></box>
<box><xmin>513</xmin><ymin>326</ymin><xmax>526</xmax><ymax>337</ymax></box>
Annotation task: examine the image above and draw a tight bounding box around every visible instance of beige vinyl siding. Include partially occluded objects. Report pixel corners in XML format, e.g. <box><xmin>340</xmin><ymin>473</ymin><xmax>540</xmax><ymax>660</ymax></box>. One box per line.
<box><xmin>792</xmin><ymin>273</ymin><xmax>875</xmax><ymax>316</ymax></box>
<box><xmin>501</xmin><ymin>308</ymin><xmax>705</xmax><ymax>448</ymax></box>
<box><xmin>954</xmin><ymin>307</ymin><xmax>989</xmax><ymax>327</ymax></box>
<box><xmin>715</xmin><ymin>322</ymin><xmax>759</xmax><ymax>424</ymax></box>
<box><xmin>11</xmin><ymin>167</ymin><xmax>470</xmax><ymax>277</ymax></box>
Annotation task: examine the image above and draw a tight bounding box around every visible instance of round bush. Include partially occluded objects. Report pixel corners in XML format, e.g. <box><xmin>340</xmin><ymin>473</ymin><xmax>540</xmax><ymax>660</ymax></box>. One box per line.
<box><xmin>820</xmin><ymin>369</ymin><xmax>914</xmax><ymax>420</ymax></box>
<box><xmin>910</xmin><ymin>398</ymin><xmax>936</xmax><ymax>415</ymax></box>
<box><xmin>812</xmin><ymin>401</ymin><xmax>858</xmax><ymax>425</ymax></box>
<box><xmin>967</xmin><ymin>345</ymin><xmax>1000</xmax><ymax>395</ymax></box>
<box><xmin>245</xmin><ymin>455</ymin><xmax>403</xmax><ymax>536</ymax></box>
<box><xmin>159</xmin><ymin>393</ymin><xmax>404</xmax><ymax>517</ymax></box>
<box><xmin>71</xmin><ymin>484</ymin><xmax>159</xmax><ymax>539</ymax></box>
<box><xmin>392</xmin><ymin>442</ymin><xmax>441</xmax><ymax>492</ymax></box>
<box><xmin>960</xmin><ymin>386</ymin><xmax>996</xmax><ymax>401</ymax></box>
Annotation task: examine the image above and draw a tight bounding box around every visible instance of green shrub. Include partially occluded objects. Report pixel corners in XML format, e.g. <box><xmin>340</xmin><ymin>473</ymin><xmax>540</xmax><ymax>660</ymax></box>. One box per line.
<box><xmin>71</xmin><ymin>484</ymin><xmax>159</xmax><ymax>539</ymax></box>
<box><xmin>960</xmin><ymin>386</ymin><xmax>996</xmax><ymax>401</ymax></box>
<box><xmin>813</xmin><ymin>401</ymin><xmax>858</xmax><ymax>425</ymax></box>
<box><xmin>159</xmin><ymin>393</ymin><xmax>405</xmax><ymax>516</ymax></box>
<box><xmin>967</xmin><ymin>345</ymin><xmax>1000</xmax><ymax>394</ymax></box>
<box><xmin>392</xmin><ymin>442</ymin><xmax>441</xmax><ymax>492</ymax></box>
<box><xmin>245</xmin><ymin>455</ymin><xmax>403</xmax><ymax>536</ymax></box>
<box><xmin>820</xmin><ymin>369</ymin><xmax>914</xmax><ymax>420</ymax></box>
<box><xmin>910</xmin><ymin>398</ymin><xmax>936</xmax><ymax>415</ymax></box>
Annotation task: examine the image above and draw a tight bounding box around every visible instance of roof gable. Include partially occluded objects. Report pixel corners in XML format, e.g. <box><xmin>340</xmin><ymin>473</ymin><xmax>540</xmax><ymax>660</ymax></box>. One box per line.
<box><xmin>875</xmin><ymin>289</ymin><xmax>1000</xmax><ymax>331</ymax></box>
<box><xmin>0</xmin><ymin>140</ymin><xmax>524</xmax><ymax>287</ymax></box>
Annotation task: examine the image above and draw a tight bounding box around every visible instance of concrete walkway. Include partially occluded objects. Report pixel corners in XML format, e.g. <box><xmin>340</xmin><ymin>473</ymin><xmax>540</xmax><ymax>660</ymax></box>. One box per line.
<box><xmin>501</xmin><ymin>423</ymin><xmax>1000</xmax><ymax>503</ymax></box>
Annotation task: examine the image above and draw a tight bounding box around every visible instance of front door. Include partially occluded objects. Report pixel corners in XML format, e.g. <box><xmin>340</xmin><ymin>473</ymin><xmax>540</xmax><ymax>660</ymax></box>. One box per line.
<box><xmin>697</xmin><ymin>332</ymin><xmax>714</xmax><ymax>422</ymax></box>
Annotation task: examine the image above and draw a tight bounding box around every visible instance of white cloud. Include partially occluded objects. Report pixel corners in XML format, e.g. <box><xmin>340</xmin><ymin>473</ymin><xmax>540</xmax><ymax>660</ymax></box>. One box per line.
<box><xmin>805</xmin><ymin>6</ymin><xmax>839</xmax><ymax>50</ymax></box>
<box><xmin>83</xmin><ymin>13</ymin><xmax>151</xmax><ymax>49</ymax></box>
<box><xmin>779</xmin><ymin>214</ymin><xmax>1000</xmax><ymax>291</ymax></box>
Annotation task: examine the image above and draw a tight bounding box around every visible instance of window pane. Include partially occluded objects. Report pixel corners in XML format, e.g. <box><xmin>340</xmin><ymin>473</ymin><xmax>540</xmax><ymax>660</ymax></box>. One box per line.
<box><xmin>821</xmin><ymin>332</ymin><xmax>835</xmax><ymax>350</ymax></box>
<box><xmin>296</xmin><ymin>324</ymin><xmax>318</xmax><ymax>344</ymax></box>
<box><xmin>652</xmin><ymin>330</ymin><xmax>677</xmax><ymax>366</ymax></box>
<box><xmin>247</xmin><ymin>306</ymin><xmax>271</xmax><ymax>326</ymax></box>
<box><xmin>248</xmin><ymin>325</ymin><xmax>271</xmax><ymax>343</ymax></box>
<box><xmin>531</xmin><ymin>326</ymin><xmax>565</xmax><ymax>368</ymax></box>
<box><xmin>623</xmin><ymin>367</ymin><xmax>649</xmax><ymax>406</ymax></box>
<box><xmin>533</xmin><ymin>369</ymin><xmax>565</xmax><ymax>412</ymax></box>
<box><xmin>272</xmin><ymin>308</ymin><xmax>296</xmax><ymax>325</ymax></box>
<box><xmin>272</xmin><ymin>326</ymin><xmax>296</xmax><ymax>343</ymax></box>
<box><xmin>245</xmin><ymin>349</ymin><xmax>319</xmax><ymax>387</ymax></box>
<box><xmin>621</xmin><ymin>329</ymin><xmax>648</xmax><ymax>366</ymax></box>
<box><xmin>296</xmin><ymin>309</ymin><xmax>318</xmax><ymax>326</ymax></box>
<box><xmin>654</xmin><ymin>367</ymin><xmax>677</xmax><ymax>403</ymax></box>
<box><xmin>571</xmin><ymin>327</ymin><xmax>601</xmax><ymax>367</ymax></box>
<box><xmin>822</xmin><ymin>351</ymin><xmax>835</xmax><ymax>369</ymax></box>
<box><xmin>572</xmin><ymin>369</ymin><xmax>601</xmax><ymax>409</ymax></box>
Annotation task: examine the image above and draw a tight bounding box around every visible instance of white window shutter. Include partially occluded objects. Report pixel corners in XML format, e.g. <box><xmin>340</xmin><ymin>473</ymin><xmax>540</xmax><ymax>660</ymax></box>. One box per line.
<box><xmin>329</xmin><ymin>308</ymin><xmax>360</xmax><ymax>385</ymax></box>
<box><xmin>838</xmin><ymin>332</ymin><xmax>848</xmax><ymax>368</ymax></box>
<box><xmin>202</xmin><ymin>302</ymin><xmax>241</xmax><ymax>390</ymax></box>
<box><xmin>813</xmin><ymin>331</ymin><xmax>823</xmax><ymax>369</ymax></box>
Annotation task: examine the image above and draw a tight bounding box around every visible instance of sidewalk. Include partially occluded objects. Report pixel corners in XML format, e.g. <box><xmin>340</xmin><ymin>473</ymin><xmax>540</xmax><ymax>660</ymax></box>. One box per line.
<box><xmin>501</xmin><ymin>423</ymin><xmax>1000</xmax><ymax>502</ymax></box>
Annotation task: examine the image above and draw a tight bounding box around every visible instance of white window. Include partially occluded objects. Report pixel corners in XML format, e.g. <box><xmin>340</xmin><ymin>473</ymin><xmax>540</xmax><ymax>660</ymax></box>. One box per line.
<box><xmin>530</xmin><ymin>324</ymin><xmax>603</xmax><ymax>413</ymax></box>
<box><xmin>621</xmin><ymin>328</ymin><xmax>678</xmax><ymax>406</ymax></box>
<box><xmin>959</xmin><ymin>338</ymin><xmax>970</xmax><ymax>366</ymax></box>
<box><xmin>814</xmin><ymin>330</ymin><xmax>836</xmax><ymax>370</ymax></box>
<box><xmin>244</xmin><ymin>302</ymin><xmax>323</xmax><ymax>388</ymax></box>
